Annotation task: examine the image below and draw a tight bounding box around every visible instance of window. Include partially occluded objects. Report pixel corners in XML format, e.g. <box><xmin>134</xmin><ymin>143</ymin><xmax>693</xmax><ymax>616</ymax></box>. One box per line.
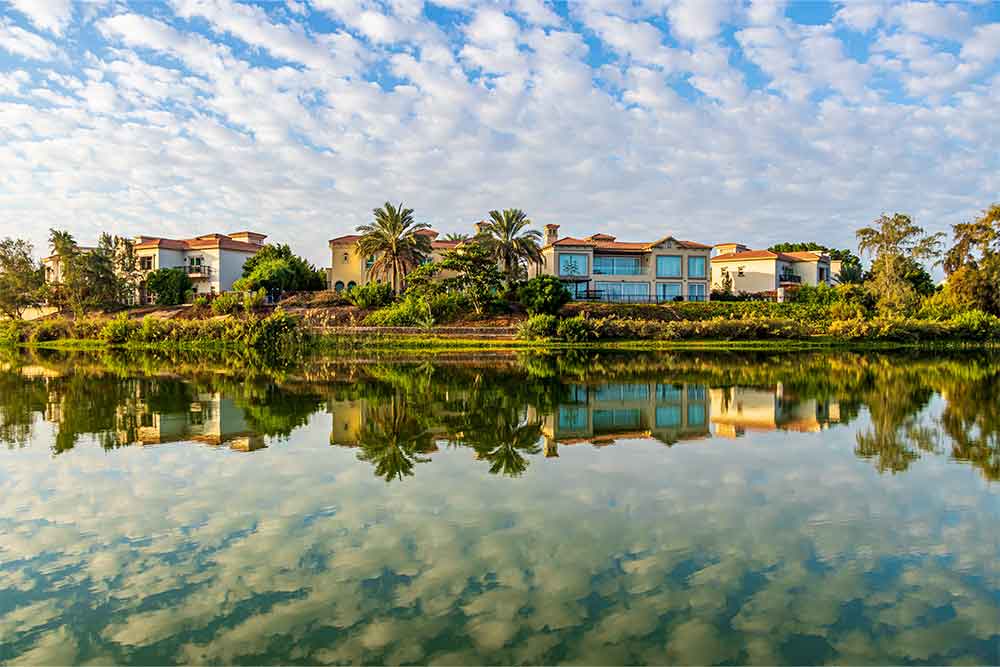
<box><xmin>655</xmin><ymin>405</ymin><xmax>681</xmax><ymax>428</ymax></box>
<box><xmin>656</xmin><ymin>282</ymin><xmax>682</xmax><ymax>302</ymax></box>
<box><xmin>190</xmin><ymin>256</ymin><xmax>203</xmax><ymax>266</ymax></box>
<box><xmin>593</xmin><ymin>255</ymin><xmax>641</xmax><ymax>275</ymax></box>
<box><xmin>342</xmin><ymin>252</ymin><xmax>349</xmax><ymax>263</ymax></box>
<box><xmin>687</xmin><ymin>403</ymin><xmax>706</xmax><ymax>426</ymax></box>
<box><xmin>563</xmin><ymin>281</ymin><xmax>589</xmax><ymax>299</ymax></box>
<box><xmin>737</xmin><ymin>265</ymin><xmax>745</xmax><ymax>277</ymax></box>
<box><xmin>687</xmin><ymin>255</ymin><xmax>707</xmax><ymax>278</ymax></box>
<box><xmin>334</xmin><ymin>281</ymin><xmax>345</xmax><ymax>292</ymax></box>
<box><xmin>687</xmin><ymin>385</ymin><xmax>707</xmax><ymax>401</ymax></box>
<box><xmin>365</xmin><ymin>256</ymin><xmax>375</xmax><ymax>270</ymax></box>
<box><xmin>558</xmin><ymin>253</ymin><xmax>589</xmax><ymax>276</ymax></box>
<box><xmin>594</xmin><ymin>384</ymin><xmax>649</xmax><ymax>401</ymax></box>
<box><xmin>139</xmin><ymin>256</ymin><xmax>153</xmax><ymax>271</ymax></box>
<box><xmin>656</xmin><ymin>255</ymin><xmax>682</xmax><ymax>278</ymax></box>
<box><xmin>595</xmin><ymin>282</ymin><xmax>649</xmax><ymax>302</ymax></box>
<box><xmin>656</xmin><ymin>384</ymin><xmax>682</xmax><ymax>401</ymax></box>
<box><xmin>347</xmin><ymin>281</ymin><xmax>357</xmax><ymax>290</ymax></box>
<box><xmin>593</xmin><ymin>408</ymin><xmax>641</xmax><ymax>430</ymax></box>
<box><xmin>558</xmin><ymin>406</ymin><xmax>588</xmax><ymax>430</ymax></box>
<box><xmin>688</xmin><ymin>283</ymin><xmax>707</xmax><ymax>302</ymax></box>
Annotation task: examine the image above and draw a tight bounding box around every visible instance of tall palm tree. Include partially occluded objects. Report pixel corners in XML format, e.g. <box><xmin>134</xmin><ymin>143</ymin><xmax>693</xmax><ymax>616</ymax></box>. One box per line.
<box><xmin>443</xmin><ymin>232</ymin><xmax>470</xmax><ymax>243</ymax></box>
<box><xmin>355</xmin><ymin>202</ymin><xmax>433</xmax><ymax>294</ymax></box>
<box><xmin>478</xmin><ymin>209</ymin><xmax>542</xmax><ymax>286</ymax></box>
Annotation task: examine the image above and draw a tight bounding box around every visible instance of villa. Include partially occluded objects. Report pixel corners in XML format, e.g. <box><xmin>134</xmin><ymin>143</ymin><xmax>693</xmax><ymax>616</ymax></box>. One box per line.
<box><xmin>530</xmin><ymin>224</ymin><xmax>713</xmax><ymax>302</ymax></box>
<box><xmin>327</xmin><ymin>229</ymin><xmax>462</xmax><ymax>292</ymax></box>
<box><xmin>43</xmin><ymin>231</ymin><xmax>267</xmax><ymax>303</ymax></box>
<box><xmin>710</xmin><ymin>243</ymin><xmax>833</xmax><ymax>298</ymax></box>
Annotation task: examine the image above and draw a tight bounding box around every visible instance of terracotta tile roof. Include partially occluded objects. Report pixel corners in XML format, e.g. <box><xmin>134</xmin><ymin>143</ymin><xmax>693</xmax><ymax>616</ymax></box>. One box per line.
<box><xmin>712</xmin><ymin>249</ymin><xmax>828</xmax><ymax>263</ymax></box>
<box><xmin>133</xmin><ymin>234</ymin><xmax>263</xmax><ymax>253</ymax></box>
<box><xmin>329</xmin><ymin>234</ymin><xmax>362</xmax><ymax>245</ymax></box>
<box><xmin>547</xmin><ymin>236</ymin><xmax>710</xmax><ymax>251</ymax></box>
<box><xmin>431</xmin><ymin>240</ymin><xmax>461</xmax><ymax>250</ymax></box>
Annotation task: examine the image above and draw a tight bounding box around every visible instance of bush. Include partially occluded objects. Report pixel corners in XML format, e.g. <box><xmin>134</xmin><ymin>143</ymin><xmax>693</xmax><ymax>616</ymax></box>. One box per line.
<box><xmin>556</xmin><ymin>316</ymin><xmax>596</xmax><ymax>342</ymax></box>
<box><xmin>948</xmin><ymin>310</ymin><xmax>1000</xmax><ymax>340</ymax></box>
<box><xmin>362</xmin><ymin>297</ymin><xmax>429</xmax><ymax>327</ymax></box>
<box><xmin>72</xmin><ymin>317</ymin><xmax>105</xmax><ymax>340</ymax></box>
<box><xmin>100</xmin><ymin>313</ymin><xmax>137</xmax><ymax>344</ymax></box>
<box><xmin>348</xmin><ymin>283</ymin><xmax>394</xmax><ymax>309</ymax></box>
<box><xmin>133</xmin><ymin>316</ymin><xmax>169</xmax><ymax>343</ymax></box>
<box><xmin>211</xmin><ymin>292</ymin><xmax>243</xmax><ymax>315</ymax></box>
<box><xmin>145</xmin><ymin>268</ymin><xmax>194</xmax><ymax>306</ymax></box>
<box><xmin>0</xmin><ymin>319</ymin><xmax>25</xmax><ymax>345</ymax></box>
<box><xmin>518</xmin><ymin>276</ymin><xmax>571</xmax><ymax>315</ymax></box>
<box><xmin>244</xmin><ymin>288</ymin><xmax>267</xmax><ymax>312</ymax></box>
<box><xmin>917</xmin><ymin>290</ymin><xmax>962</xmax><ymax>321</ymax></box>
<box><xmin>423</xmin><ymin>292</ymin><xmax>470</xmax><ymax>323</ymax></box>
<box><xmin>517</xmin><ymin>314</ymin><xmax>558</xmax><ymax>340</ymax></box>
<box><xmin>28</xmin><ymin>318</ymin><xmax>71</xmax><ymax>343</ymax></box>
<box><xmin>193</xmin><ymin>296</ymin><xmax>209</xmax><ymax>308</ymax></box>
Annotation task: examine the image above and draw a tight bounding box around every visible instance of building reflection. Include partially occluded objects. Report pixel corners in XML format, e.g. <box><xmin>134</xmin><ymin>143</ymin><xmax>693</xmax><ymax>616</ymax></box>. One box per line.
<box><xmin>709</xmin><ymin>385</ymin><xmax>843</xmax><ymax>438</ymax></box>
<box><xmin>123</xmin><ymin>393</ymin><xmax>266</xmax><ymax>452</ymax></box>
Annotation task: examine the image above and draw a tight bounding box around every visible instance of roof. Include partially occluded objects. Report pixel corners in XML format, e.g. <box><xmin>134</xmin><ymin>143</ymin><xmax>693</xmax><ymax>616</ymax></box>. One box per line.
<box><xmin>545</xmin><ymin>234</ymin><xmax>710</xmax><ymax>252</ymax></box>
<box><xmin>712</xmin><ymin>249</ymin><xmax>828</xmax><ymax>263</ymax></box>
<box><xmin>329</xmin><ymin>229</ymin><xmax>462</xmax><ymax>251</ymax></box>
<box><xmin>133</xmin><ymin>234</ymin><xmax>264</xmax><ymax>253</ymax></box>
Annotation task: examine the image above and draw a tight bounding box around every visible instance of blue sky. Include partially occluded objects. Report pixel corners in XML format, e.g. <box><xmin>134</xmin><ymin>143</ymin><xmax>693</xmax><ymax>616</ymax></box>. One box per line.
<box><xmin>1</xmin><ymin>0</ymin><xmax>998</xmax><ymax>266</ymax></box>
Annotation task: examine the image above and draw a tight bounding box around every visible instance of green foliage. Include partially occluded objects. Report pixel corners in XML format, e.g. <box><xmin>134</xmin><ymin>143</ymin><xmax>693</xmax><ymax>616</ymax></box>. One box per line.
<box><xmin>0</xmin><ymin>238</ymin><xmax>44</xmax><ymax>319</ymax></box>
<box><xmin>790</xmin><ymin>283</ymin><xmax>840</xmax><ymax>305</ymax></box>
<box><xmin>0</xmin><ymin>319</ymin><xmax>25</xmax><ymax>345</ymax></box>
<box><xmin>517</xmin><ymin>275</ymin><xmax>571</xmax><ymax>315</ymax></box>
<box><xmin>244</xmin><ymin>287</ymin><xmax>267</xmax><ymax>311</ymax></box>
<box><xmin>856</xmin><ymin>214</ymin><xmax>942</xmax><ymax>315</ymax></box>
<box><xmin>355</xmin><ymin>202</ymin><xmax>433</xmax><ymax>293</ymax></box>
<box><xmin>948</xmin><ymin>310</ymin><xmax>1000</xmax><ymax>340</ymax></box>
<box><xmin>555</xmin><ymin>316</ymin><xmax>597</xmax><ymax>342</ymax></box>
<box><xmin>478</xmin><ymin>208</ymin><xmax>543</xmax><ymax>286</ymax></box>
<box><xmin>100</xmin><ymin>314</ymin><xmax>138</xmax><ymax>344</ymax></box>
<box><xmin>347</xmin><ymin>282</ymin><xmax>394</xmax><ymax>308</ymax></box>
<box><xmin>768</xmin><ymin>241</ymin><xmax>865</xmax><ymax>283</ymax></box>
<box><xmin>193</xmin><ymin>296</ymin><xmax>209</xmax><ymax>308</ymax></box>
<box><xmin>145</xmin><ymin>268</ymin><xmax>194</xmax><ymax>306</ymax></box>
<box><xmin>942</xmin><ymin>259</ymin><xmax>1000</xmax><ymax>316</ymax></box>
<box><xmin>435</xmin><ymin>244</ymin><xmax>505</xmax><ymax>315</ymax></box>
<box><xmin>517</xmin><ymin>314</ymin><xmax>558</xmax><ymax>340</ymax></box>
<box><xmin>362</xmin><ymin>297</ymin><xmax>431</xmax><ymax>326</ymax></box>
<box><xmin>240</xmin><ymin>244</ymin><xmax>326</xmax><ymax>292</ymax></box>
<box><xmin>211</xmin><ymin>292</ymin><xmax>243</xmax><ymax>315</ymax></box>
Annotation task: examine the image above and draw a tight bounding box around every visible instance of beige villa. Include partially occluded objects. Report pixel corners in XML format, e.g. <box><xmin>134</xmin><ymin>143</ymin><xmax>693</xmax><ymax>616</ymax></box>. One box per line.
<box><xmin>531</xmin><ymin>225</ymin><xmax>713</xmax><ymax>302</ymax></box>
<box><xmin>710</xmin><ymin>243</ymin><xmax>833</xmax><ymax>298</ymax></box>
<box><xmin>327</xmin><ymin>229</ymin><xmax>462</xmax><ymax>292</ymax></box>
<box><xmin>43</xmin><ymin>231</ymin><xmax>267</xmax><ymax>303</ymax></box>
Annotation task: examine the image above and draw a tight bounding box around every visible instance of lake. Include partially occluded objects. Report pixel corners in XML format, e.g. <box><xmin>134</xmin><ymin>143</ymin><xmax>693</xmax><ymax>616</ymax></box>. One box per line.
<box><xmin>1</xmin><ymin>348</ymin><xmax>998</xmax><ymax>665</ymax></box>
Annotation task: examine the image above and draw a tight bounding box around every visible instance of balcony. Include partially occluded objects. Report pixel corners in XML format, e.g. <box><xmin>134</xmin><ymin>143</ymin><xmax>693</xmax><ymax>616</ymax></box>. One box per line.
<box><xmin>778</xmin><ymin>272</ymin><xmax>801</xmax><ymax>284</ymax></box>
<box><xmin>176</xmin><ymin>265</ymin><xmax>213</xmax><ymax>278</ymax></box>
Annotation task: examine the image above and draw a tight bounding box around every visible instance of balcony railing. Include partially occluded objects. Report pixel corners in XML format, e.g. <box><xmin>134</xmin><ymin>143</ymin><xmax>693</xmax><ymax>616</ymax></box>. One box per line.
<box><xmin>176</xmin><ymin>265</ymin><xmax>213</xmax><ymax>277</ymax></box>
<box><xmin>573</xmin><ymin>290</ymin><xmax>706</xmax><ymax>304</ymax></box>
<box><xmin>778</xmin><ymin>273</ymin><xmax>801</xmax><ymax>284</ymax></box>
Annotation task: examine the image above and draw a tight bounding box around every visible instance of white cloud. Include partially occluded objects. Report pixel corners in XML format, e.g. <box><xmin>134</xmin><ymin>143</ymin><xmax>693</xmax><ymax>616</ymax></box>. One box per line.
<box><xmin>666</xmin><ymin>0</ymin><xmax>731</xmax><ymax>42</ymax></box>
<box><xmin>889</xmin><ymin>1</ymin><xmax>971</xmax><ymax>41</ymax></box>
<box><xmin>0</xmin><ymin>19</ymin><xmax>61</xmax><ymax>60</ymax></box>
<box><xmin>7</xmin><ymin>0</ymin><xmax>73</xmax><ymax>36</ymax></box>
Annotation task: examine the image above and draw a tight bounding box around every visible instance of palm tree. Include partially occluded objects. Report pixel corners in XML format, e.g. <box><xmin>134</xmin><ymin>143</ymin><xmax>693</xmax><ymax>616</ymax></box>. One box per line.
<box><xmin>443</xmin><ymin>232</ymin><xmax>470</xmax><ymax>243</ymax></box>
<box><xmin>355</xmin><ymin>202</ymin><xmax>433</xmax><ymax>294</ymax></box>
<box><xmin>478</xmin><ymin>209</ymin><xmax>542</xmax><ymax>286</ymax></box>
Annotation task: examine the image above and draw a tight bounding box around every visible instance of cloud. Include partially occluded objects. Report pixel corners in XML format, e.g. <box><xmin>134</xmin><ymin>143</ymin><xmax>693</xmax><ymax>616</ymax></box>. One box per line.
<box><xmin>0</xmin><ymin>19</ymin><xmax>61</xmax><ymax>61</ymax></box>
<box><xmin>6</xmin><ymin>0</ymin><xmax>73</xmax><ymax>36</ymax></box>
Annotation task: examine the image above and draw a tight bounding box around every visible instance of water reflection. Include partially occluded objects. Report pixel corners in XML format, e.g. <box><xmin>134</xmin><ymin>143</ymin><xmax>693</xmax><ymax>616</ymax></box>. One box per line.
<box><xmin>1</xmin><ymin>349</ymin><xmax>999</xmax><ymax>665</ymax></box>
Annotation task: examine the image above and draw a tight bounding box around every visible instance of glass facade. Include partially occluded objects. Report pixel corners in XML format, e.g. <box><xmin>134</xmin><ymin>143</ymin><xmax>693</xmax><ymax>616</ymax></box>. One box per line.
<box><xmin>655</xmin><ymin>405</ymin><xmax>682</xmax><ymax>428</ymax></box>
<box><xmin>594</xmin><ymin>384</ymin><xmax>650</xmax><ymax>401</ymax></box>
<box><xmin>688</xmin><ymin>283</ymin><xmax>707</xmax><ymax>302</ymax></box>
<box><xmin>688</xmin><ymin>403</ymin><xmax>706</xmax><ymax>426</ymax></box>
<box><xmin>688</xmin><ymin>256</ymin><xmax>707</xmax><ymax>278</ymax></box>
<box><xmin>593</xmin><ymin>409</ymin><xmax>642</xmax><ymax>430</ymax></box>
<box><xmin>656</xmin><ymin>384</ymin><xmax>683</xmax><ymax>401</ymax></box>
<box><xmin>656</xmin><ymin>282</ymin><xmax>682</xmax><ymax>302</ymax></box>
<box><xmin>596</xmin><ymin>282</ymin><xmax>649</xmax><ymax>302</ymax></box>
<box><xmin>558</xmin><ymin>406</ymin><xmax>588</xmax><ymax>430</ymax></box>
<box><xmin>558</xmin><ymin>253</ymin><xmax>589</xmax><ymax>276</ymax></box>
<box><xmin>593</xmin><ymin>255</ymin><xmax>641</xmax><ymax>275</ymax></box>
<box><xmin>656</xmin><ymin>255</ymin><xmax>682</xmax><ymax>278</ymax></box>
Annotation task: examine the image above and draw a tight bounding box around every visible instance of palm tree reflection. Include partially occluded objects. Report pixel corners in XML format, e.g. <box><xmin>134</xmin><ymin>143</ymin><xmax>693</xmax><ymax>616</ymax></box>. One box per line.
<box><xmin>356</xmin><ymin>394</ymin><xmax>436</xmax><ymax>482</ymax></box>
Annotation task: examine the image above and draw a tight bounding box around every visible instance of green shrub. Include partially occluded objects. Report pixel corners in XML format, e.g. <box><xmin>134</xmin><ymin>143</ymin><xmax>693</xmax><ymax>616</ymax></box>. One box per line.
<box><xmin>244</xmin><ymin>288</ymin><xmax>267</xmax><ymax>312</ymax></box>
<box><xmin>193</xmin><ymin>296</ymin><xmax>209</xmax><ymax>308</ymax></box>
<box><xmin>556</xmin><ymin>316</ymin><xmax>596</xmax><ymax>342</ymax></box>
<box><xmin>918</xmin><ymin>290</ymin><xmax>963</xmax><ymax>321</ymax></box>
<box><xmin>211</xmin><ymin>292</ymin><xmax>243</xmax><ymax>315</ymax></box>
<box><xmin>71</xmin><ymin>317</ymin><xmax>105</xmax><ymax>340</ymax></box>
<box><xmin>0</xmin><ymin>319</ymin><xmax>25</xmax><ymax>345</ymax></box>
<box><xmin>133</xmin><ymin>316</ymin><xmax>169</xmax><ymax>343</ymax></box>
<box><xmin>29</xmin><ymin>318</ymin><xmax>71</xmax><ymax>343</ymax></box>
<box><xmin>145</xmin><ymin>268</ymin><xmax>194</xmax><ymax>306</ymax></box>
<box><xmin>948</xmin><ymin>310</ymin><xmax>1000</xmax><ymax>340</ymax></box>
<box><xmin>100</xmin><ymin>314</ymin><xmax>137</xmax><ymax>344</ymax></box>
<box><xmin>348</xmin><ymin>283</ymin><xmax>394</xmax><ymax>309</ymax></box>
<box><xmin>517</xmin><ymin>275</ymin><xmax>571</xmax><ymax>315</ymax></box>
<box><xmin>362</xmin><ymin>297</ymin><xmax>428</xmax><ymax>327</ymax></box>
<box><xmin>517</xmin><ymin>314</ymin><xmax>558</xmax><ymax>340</ymax></box>
<box><xmin>424</xmin><ymin>292</ymin><xmax>470</xmax><ymax>323</ymax></box>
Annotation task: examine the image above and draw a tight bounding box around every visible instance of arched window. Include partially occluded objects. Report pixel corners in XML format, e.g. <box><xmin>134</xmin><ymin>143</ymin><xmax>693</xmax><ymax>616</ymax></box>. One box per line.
<box><xmin>334</xmin><ymin>281</ymin><xmax>345</xmax><ymax>292</ymax></box>
<box><xmin>347</xmin><ymin>281</ymin><xmax>357</xmax><ymax>290</ymax></box>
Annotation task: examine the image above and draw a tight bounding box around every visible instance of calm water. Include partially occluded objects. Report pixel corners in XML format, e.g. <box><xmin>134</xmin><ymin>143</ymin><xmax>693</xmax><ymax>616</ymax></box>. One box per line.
<box><xmin>1</xmin><ymin>348</ymin><xmax>998</xmax><ymax>665</ymax></box>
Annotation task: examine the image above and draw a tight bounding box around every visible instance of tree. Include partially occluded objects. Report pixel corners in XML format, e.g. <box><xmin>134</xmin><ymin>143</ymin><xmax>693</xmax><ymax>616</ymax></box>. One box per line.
<box><xmin>768</xmin><ymin>241</ymin><xmax>864</xmax><ymax>284</ymax></box>
<box><xmin>145</xmin><ymin>268</ymin><xmax>194</xmax><ymax>305</ymax></box>
<box><xmin>940</xmin><ymin>204</ymin><xmax>1000</xmax><ymax>315</ymax></box>
<box><xmin>46</xmin><ymin>230</ymin><xmax>137</xmax><ymax>315</ymax></box>
<box><xmin>855</xmin><ymin>214</ymin><xmax>943</xmax><ymax>314</ymax></box>
<box><xmin>239</xmin><ymin>244</ymin><xmax>325</xmax><ymax>292</ymax></box>
<box><xmin>517</xmin><ymin>275</ymin><xmax>571</xmax><ymax>315</ymax></box>
<box><xmin>443</xmin><ymin>232</ymin><xmax>470</xmax><ymax>243</ymax></box>
<box><xmin>478</xmin><ymin>208</ymin><xmax>542</xmax><ymax>287</ymax></box>
<box><xmin>409</xmin><ymin>244</ymin><xmax>505</xmax><ymax>315</ymax></box>
<box><xmin>0</xmin><ymin>238</ymin><xmax>44</xmax><ymax>319</ymax></box>
<box><xmin>233</xmin><ymin>258</ymin><xmax>297</xmax><ymax>295</ymax></box>
<box><xmin>355</xmin><ymin>202</ymin><xmax>432</xmax><ymax>294</ymax></box>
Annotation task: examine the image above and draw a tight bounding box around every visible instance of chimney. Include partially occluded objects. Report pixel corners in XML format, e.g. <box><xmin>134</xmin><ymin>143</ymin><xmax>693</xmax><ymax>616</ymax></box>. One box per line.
<box><xmin>545</xmin><ymin>224</ymin><xmax>559</xmax><ymax>246</ymax></box>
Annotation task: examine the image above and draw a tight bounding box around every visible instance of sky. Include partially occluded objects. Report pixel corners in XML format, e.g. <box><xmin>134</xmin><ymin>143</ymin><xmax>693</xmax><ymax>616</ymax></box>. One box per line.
<box><xmin>1</xmin><ymin>0</ymin><xmax>998</xmax><ymax>266</ymax></box>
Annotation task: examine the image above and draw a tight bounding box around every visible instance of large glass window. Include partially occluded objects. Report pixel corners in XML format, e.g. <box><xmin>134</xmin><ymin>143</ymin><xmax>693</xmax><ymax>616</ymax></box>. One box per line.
<box><xmin>655</xmin><ymin>405</ymin><xmax>682</xmax><ymax>428</ymax></box>
<box><xmin>656</xmin><ymin>255</ymin><xmax>682</xmax><ymax>278</ymax></box>
<box><xmin>563</xmin><ymin>281</ymin><xmax>589</xmax><ymax>299</ymax></box>
<box><xmin>688</xmin><ymin>283</ymin><xmax>707</xmax><ymax>302</ymax></box>
<box><xmin>558</xmin><ymin>253</ymin><xmax>589</xmax><ymax>276</ymax></box>
<box><xmin>688</xmin><ymin>403</ymin><xmax>706</xmax><ymax>426</ymax></box>
<box><xmin>687</xmin><ymin>385</ymin><xmax>707</xmax><ymax>401</ymax></box>
<box><xmin>593</xmin><ymin>255</ymin><xmax>641</xmax><ymax>275</ymax></box>
<box><xmin>656</xmin><ymin>282</ymin><xmax>682</xmax><ymax>302</ymax></box>
<box><xmin>688</xmin><ymin>255</ymin><xmax>707</xmax><ymax>278</ymax></box>
<box><xmin>656</xmin><ymin>384</ymin><xmax>683</xmax><ymax>401</ymax></box>
<box><xmin>594</xmin><ymin>384</ymin><xmax>649</xmax><ymax>401</ymax></box>
<box><xmin>596</xmin><ymin>282</ymin><xmax>649</xmax><ymax>302</ymax></box>
<box><xmin>558</xmin><ymin>406</ymin><xmax>588</xmax><ymax>430</ymax></box>
<box><xmin>593</xmin><ymin>409</ymin><xmax>642</xmax><ymax>430</ymax></box>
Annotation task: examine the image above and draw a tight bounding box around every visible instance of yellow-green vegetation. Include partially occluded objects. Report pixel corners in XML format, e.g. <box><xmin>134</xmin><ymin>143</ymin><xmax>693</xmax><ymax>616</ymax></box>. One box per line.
<box><xmin>1</xmin><ymin>310</ymin><xmax>308</xmax><ymax>354</ymax></box>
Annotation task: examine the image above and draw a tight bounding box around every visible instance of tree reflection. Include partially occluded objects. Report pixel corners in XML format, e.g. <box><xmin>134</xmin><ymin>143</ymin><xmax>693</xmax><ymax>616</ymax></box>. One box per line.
<box><xmin>458</xmin><ymin>407</ymin><xmax>543</xmax><ymax>477</ymax></box>
<box><xmin>355</xmin><ymin>393</ymin><xmax>436</xmax><ymax>482</ymax></box>
<box><xmin>939</xmin><ymin>371</ymin><xmax>1000</xmax><ymax>481</ymax></box>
